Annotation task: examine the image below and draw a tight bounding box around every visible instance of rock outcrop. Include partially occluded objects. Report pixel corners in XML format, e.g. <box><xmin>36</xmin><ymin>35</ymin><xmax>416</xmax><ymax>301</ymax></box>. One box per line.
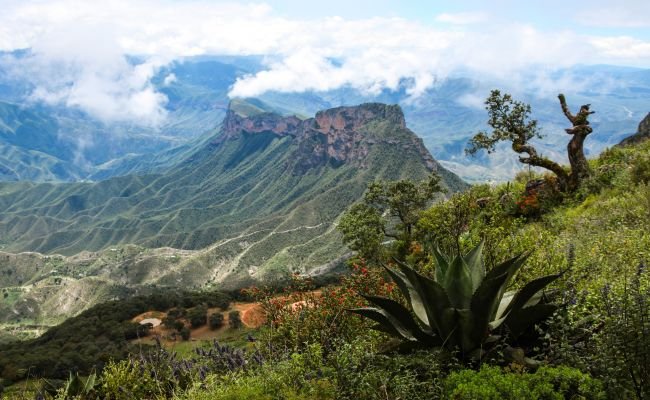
<box><xmin>619</xmin><ymin>113</ymin><xmax>650</xmax><ymax>146</ymax></box>
<box><xmin>219</xmin><ymin>102</ymin><xmax>442</xmax><ymax>173</ymax></box>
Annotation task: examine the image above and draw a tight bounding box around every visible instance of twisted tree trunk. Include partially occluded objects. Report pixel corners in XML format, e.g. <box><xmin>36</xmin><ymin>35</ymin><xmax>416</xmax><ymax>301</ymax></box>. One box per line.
<box><xmin>558</xmin><ymin>94</ymin><xmax>594</xmax><ymax>190</ymax></box>
<box><xmin>512</xmin><ymin>140</ymin><xmax>570</xmax><ymax>192</ymax></box>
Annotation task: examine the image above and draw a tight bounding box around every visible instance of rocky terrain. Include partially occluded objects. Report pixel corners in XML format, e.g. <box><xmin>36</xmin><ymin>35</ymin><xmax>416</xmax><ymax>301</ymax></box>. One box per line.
<box><xmin>619</xmin><ymin>112</ymin><xmax>650</xmax><ymax>146</ymax></box>
<box><xmin>0</xmin><ymin>102</ymin><xmax>465</xmax><ymax>337</ymax></box>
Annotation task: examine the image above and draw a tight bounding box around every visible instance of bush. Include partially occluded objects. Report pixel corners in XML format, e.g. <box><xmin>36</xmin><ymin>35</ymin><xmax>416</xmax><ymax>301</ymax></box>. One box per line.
<box><xmin>167</xmin><ymin>307</ymin><xmax>186</xmax><ymax>319</ymax></box>
<box><xmin>591</xmin><ymin>264</ymin><xmax>649</xmax><ymax>399</ymax></box>
<box><xmin>444</xmin><ymin>365</ymin><xmax>605</xmax><ymax>399</ymax></box>
<box><xmin>332</xmin><ymin>342</ymin><xmax>448</xmax><ymax>400</ymax></box>
<box><xmin>180</xmin><ymin>327</ymin><xmax>191</xmax><ymax>341</ymax></box>
<box><xmin>181</xmin><ymin>343</ymin><xmax>336</xmax><ymax>400</ymax></box>
<box><xmin>630</xmin><ymin>152</ymin><xmax>650</xmax><ymax>185</ymax></box>
<box><xmin>209</xmin><ymin>312</ymin><xmax>225</xmax><ymax>330</ymax></box>
<box><xmin>188</xmin><ymin>305</ymin><xmax>208</xmax><ymax>328</ymax></box>
<box><xmin>228</xmin><ymin>311</ymin><xmax>242</xmax><ymax>329</ymax></box>
<box><xmin>99</xmin><ymin>360</ymin><xmax>159</xmax><ymax>400</ymax></box>
<box><xmin>249</xmin><ymin>267</ymin><xmax>394</xmax><ymax>358</ymax></box>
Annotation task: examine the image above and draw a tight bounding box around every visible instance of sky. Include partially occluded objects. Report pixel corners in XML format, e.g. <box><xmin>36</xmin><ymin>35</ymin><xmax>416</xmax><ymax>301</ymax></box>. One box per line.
<box><xmin>0</xmin><ymin>0</ymin><xmax>648</xmax><ymax>125</ymax></box>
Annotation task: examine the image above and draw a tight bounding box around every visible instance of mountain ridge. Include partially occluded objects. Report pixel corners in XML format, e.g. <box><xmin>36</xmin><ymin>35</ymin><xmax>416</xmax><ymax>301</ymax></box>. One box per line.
<box><xmin>2</xmin><ymin>56</ymin><xmax>648</xmax><ymax>183</ymax></box>
<box><xmin>218</xmin><ymin>102</ymin><xmax>444</xmax><ymax>173</ymax></box>
<box><xmin>0</xmin><ymin>102</ymin><xmax>466</xmax><ymax>333</ymax></box>
<box><xmin>619</xmin><ymin>112</ymin><xmax>650</xmax><ymax>146</ymax></box>
<box><xmin>0</xmin><ymin>102</ymin><xmax>465</xmax><ymax>255</ymax></box>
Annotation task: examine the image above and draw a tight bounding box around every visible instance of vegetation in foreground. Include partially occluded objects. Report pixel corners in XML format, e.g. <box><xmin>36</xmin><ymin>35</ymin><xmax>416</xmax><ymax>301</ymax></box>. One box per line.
<box><xmin>1</xmin><ymin>94</ymin><xmax>649</xmax><ymax>399</ymax></box>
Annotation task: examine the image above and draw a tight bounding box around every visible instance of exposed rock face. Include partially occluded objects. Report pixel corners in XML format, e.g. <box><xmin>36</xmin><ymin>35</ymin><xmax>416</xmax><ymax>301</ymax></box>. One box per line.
<box><xmin>312</xmin><ymin>103</ymin><xmax>406</xmax><ymax>132</ymax></box>
<box><xmin>220</xmin><ymin>110</ymin><xmax>302</xmax><ymax>140</ymax></box>
<box><xmin>619</xmin><ymin>113</ymin><xmax>650</xmax><ymax>146</ymax></box>
<box><xmin>219</xmin><ymin>102</ymin><xmax>442</xmax><ymax>173</ymax></box>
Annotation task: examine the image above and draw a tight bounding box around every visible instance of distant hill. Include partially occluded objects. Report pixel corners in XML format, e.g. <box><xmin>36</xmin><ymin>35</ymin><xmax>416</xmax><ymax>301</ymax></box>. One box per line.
<box><xmin>1</xmin><ymin>54</ymin><xmax>648</xmax><ymax>183</ymax></box>
<box><xmin>619</xmin><ymin>112</ymin><xmax>650</xmax><ymax>146</ymax></box>
<box><xmin>0</xmin><ymin>103</ymin><xmax>464</xmax><ymax>256</ymax></box>
<box><xmin>0</xmin><ymin>102</ymin><xmax>465</xmax><ymax>331</ymax></box>
<box><xmin>0</xmin><ymin>55</ymin><xmax>251</xmax><ymax>182</ymax></box>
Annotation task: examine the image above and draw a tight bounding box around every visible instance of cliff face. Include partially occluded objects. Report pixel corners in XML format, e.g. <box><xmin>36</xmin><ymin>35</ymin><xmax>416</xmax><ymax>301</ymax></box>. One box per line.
<box><xmin>221</xmin><ymin>110</ymin><xmax>302</xmax><ymax>140</ymax></box>
<box><xmin>219</xmin><ymin>102</ymin><xmax>440</xmax><ymax>172</ymax></box>
<box><xmin>619</xmin><ymin>113</ymin><xmax>650</xmax><ymax>146</ymax></box>
<box><xmin>312</xmin><ymin>103</ymin><xmax>406</xmax><ymax>132</ymax></box>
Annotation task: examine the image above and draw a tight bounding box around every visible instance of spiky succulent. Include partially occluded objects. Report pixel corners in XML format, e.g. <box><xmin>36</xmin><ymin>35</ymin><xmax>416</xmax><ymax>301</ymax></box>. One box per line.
<box><xmin>349</xmin><ymin>241</ymin><xmax>560</xmax><ymax>357</ymax></box>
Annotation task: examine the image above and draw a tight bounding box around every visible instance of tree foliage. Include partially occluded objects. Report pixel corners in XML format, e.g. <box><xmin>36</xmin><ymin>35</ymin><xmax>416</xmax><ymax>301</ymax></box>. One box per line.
<box><xmin>229</xmin><ymin>310</ymin><xmax>242</xmax><ymax>329</ymax></box>
<box><xmin>338</xmin><ymin>174</ymin><xmax>444</xmax><ymax>261</ymax></box>
<box><xmin>467</xmin><ymin>90</ymin><xmax>595</xmax><ymax>192</ymax></box>
<box><xmin>209</xmin><ymin>312</ymin><xmax>225</xmax><ymax>330</ymax></box>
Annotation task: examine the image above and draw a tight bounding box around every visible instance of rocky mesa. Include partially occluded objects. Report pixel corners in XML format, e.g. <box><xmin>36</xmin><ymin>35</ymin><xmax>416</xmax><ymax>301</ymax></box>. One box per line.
<box><xmin>219</xmin><ymin>102</ymin><xmax>443</xmax><ymax>173</ymax></box>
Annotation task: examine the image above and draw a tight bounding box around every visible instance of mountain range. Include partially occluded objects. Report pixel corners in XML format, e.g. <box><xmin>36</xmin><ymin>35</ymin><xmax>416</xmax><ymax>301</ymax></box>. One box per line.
<box><xmin>0</xmin><ymin>102</ymin><xmax>466</xmax><ymax>334</ymax></box>
<box><xmin>0</xmin><ymin>52</ymin><xmax>647</xmax><ymax>337</ymax></box>
<box><xmin>1</xmin><ymin>54</ymin><xmax>649</xmax><ymax>183</ymax></box>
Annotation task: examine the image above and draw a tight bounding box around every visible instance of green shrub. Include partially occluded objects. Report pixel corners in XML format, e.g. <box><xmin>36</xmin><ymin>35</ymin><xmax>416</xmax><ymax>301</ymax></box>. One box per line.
<box><xmin>630</xmin><ymin>152</ymin><xmax>650</xmax><ymax>185</ymax></box>
<box><xmin>332</xmin><ymin>342</ymin><xmax>447</xmax><ymax>400</ymax></box>
<box><xmin>174</xmin><ymin>319</ymin><xmax>186</xmax><ymax>332</ymax></box>
<box><xmin>99</xmin><ymin>360</ymin><xmax>160</xmax><ymax>400</ymax></box>
<box><xmin>251</xmin><ymin>270</ymin><xmax>392</xmax><ymax>358</ymax></box>
<box><xmin>444</xmin><ymin>365</ymin><xmax>605</xmax><ymax>399</ymax></box>
<box><xmin>188</xmin><ymin>305</ymin><xmax>208</xmax><ymax>328</ymax></box>
<box><xmin>228</xmin><ymin>311</ymin><xmax>242</xmax><ymax>329</ymax></box>
<box><xmin>209</xmin><ymin>312</ymin><xmax>225</xmax><ymax>330</ymax></box>
<box><xmin>180</xmin><ymin>344</ymin><xmax>336</xmax><ymax>400</ymax></box>
<box><xmin>591</xmin><ymin>265</ymin><xmax>649</xmax><ymax>399</ymax></box>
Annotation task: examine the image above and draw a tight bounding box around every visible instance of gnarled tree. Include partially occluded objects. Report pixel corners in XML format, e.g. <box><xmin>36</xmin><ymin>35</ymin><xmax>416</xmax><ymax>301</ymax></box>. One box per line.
<box><xmin>338</xmin><ymin>174</ymin><xmax>443</xmax><ymax>262</ymax></box>
<box><xmin>467</xmin><ymin>90</ymin><xmax>595</xmax><ymax>192</ymax></box>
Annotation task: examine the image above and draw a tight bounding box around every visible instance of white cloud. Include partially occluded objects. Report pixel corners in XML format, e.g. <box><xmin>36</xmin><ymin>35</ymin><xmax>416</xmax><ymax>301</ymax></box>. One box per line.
<box><xmin>435</xmin><ymin>12</ymin><xmax>487</xmax><ymax>25</ymax></box>
<box><xmin>2</xmin><ymin>16</ymin><xmax>170</xmax><ymax>126</ymax></box>
<box><xmin>163</xmin><ymin>73</ymin><xmax>177</xmax><ymax>86</ymax></box>
<box><xmin>456</xmin><ymin>93</ymin><xmax>485</xmax><ymax>110</ymax></box>
<box><xmin>578</xmin><ymin>2</ymin><xmax>650</xmax><ymax>28</ymax></box>
<box><xmin>0</xmin><ymin>0</ymin><xmax>648</xmax><ymax>120</ymax></box>
<box><xmin>590</xmin><ymin>36</ymin><xmax>650</xmax><ymax>60</ymax></box>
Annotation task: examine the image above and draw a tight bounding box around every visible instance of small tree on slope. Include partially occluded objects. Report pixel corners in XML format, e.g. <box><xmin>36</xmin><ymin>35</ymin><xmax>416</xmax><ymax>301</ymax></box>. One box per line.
<box><xmin>467</xmin><ymin>90</ymin><xmax>595</xmax><ymax>192</ymax></box>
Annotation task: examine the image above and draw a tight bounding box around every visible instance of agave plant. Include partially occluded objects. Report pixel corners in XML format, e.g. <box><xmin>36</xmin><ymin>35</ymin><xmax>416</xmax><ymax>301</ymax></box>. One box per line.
<box><xmin>43</xmin><ymin>371</ymin><xmax>98</xmax><ymax>399</ymax></box>
<box><xmin>349</xmin><ymin>241</ymin><xmax>560</xmax><ymax>357</ymax></box>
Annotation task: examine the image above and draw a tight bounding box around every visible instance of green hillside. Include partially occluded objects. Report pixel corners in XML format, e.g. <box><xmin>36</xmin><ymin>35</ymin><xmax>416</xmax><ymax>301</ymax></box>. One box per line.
<box><xmin>0</xmin><ymin>103</ymin><xmax>466</xmax><ymax>334</ymax></box>
<box><xmin>0</xmin><ymin>103</ymin><xmax>464</xmax><ymax>256</ymax></box>
<box><xmin>0</xmin><ymin>102</ymin><xmax>87</xmax><ymax>181</ymax></box>
<box><xmin>1</xmin><ymin>124</ymin><xmax>648</xmax><ymax>399</ymax></box>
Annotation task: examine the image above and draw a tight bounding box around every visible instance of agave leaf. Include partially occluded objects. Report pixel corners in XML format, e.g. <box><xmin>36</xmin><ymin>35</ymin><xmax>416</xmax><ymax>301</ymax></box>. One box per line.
<box><xmin>505</xmin><ymin>304</ymin><xmax>558</xmax><ymax>339</ymax></box>
<box><xmin>468</xmin><ymin>347</ymin><xmax>488</xmax><ymax>362</ymax></box>
<box><xmin>443</xmin><ymin>256</ymin><xmax>473</xmax><ymax>309</ymax></box>
<box><xmin>439</xmin><ymin>307</ymin><xmax>460</xmax><ymax>348</ymax></box>
<box><xmin>84</xmin><ymin>371</ymin><xmax>97</xmax><ymax>393</ymax></box>
<box><xmin>432</xmin><ymin>246</ymin><xmax>449</xmax><ymax>283</ymax></box>
<box><xmin>487</xmin><ymin>313</ymin><xmax>509</xmax><ymax>330</ymax></box>
<box><xmin>503</xmin><ymin>273</ymin><xmax>561</xmax><ymax>317</ymax></box>
<box><xmin>485</xmin><ymin>253</ymin><xmax>531</xmax><ymax>310</ymax></box>
<box><xmin>456</xmin><ymin>309</ymin><xmax>481</xmax><ymax>353</ymax></box>
<box><xmin>495</xmin><ymin>291</ymin><xmax>516</xmax><ymax>321</ymax></box>
<box><xmin>371</xmin><ymin>323</ymin><xmax>398</xmax><ymax>335</ymax></box>
<box><xmin>464</xmin><ymin>240</ymin><xmax>485</xmax><ymax>292</ymax></box>
<box><xmin>348</xmin><ymin>308</ymin><xmax>417</xmax><ymax>341</ymax></box>
<box><xmin>387</xmin><ymin>260</ymin><xmax>452</xmax><ymax>333</ymax></box>
<box><xmin>362</xmin><ymin>295</ymin><xmax>434</xmax><ymax>339</ymax></box>
<box><xmin>483</xmin><ymin>253</ymin><xmax>529</xmax><ymax>283</ymax></box>
<box><xmin>484</xmin><ymin>334</ymin><xmax>501</xmax><ymax>343</ymax></box>
<box><xmin>66</xmin><ymin>372</ymin><xmax>82</xmax><ymax>396</ymax></box>
<box><xmin>384</xmin><ymin>264</ymin><xmax>429</xmax><ymax>327</ymax></box>
<box><xmin>470</xmin><ymin>265</ymin><xmax>513</xmax><ymax>335</ymax></box>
